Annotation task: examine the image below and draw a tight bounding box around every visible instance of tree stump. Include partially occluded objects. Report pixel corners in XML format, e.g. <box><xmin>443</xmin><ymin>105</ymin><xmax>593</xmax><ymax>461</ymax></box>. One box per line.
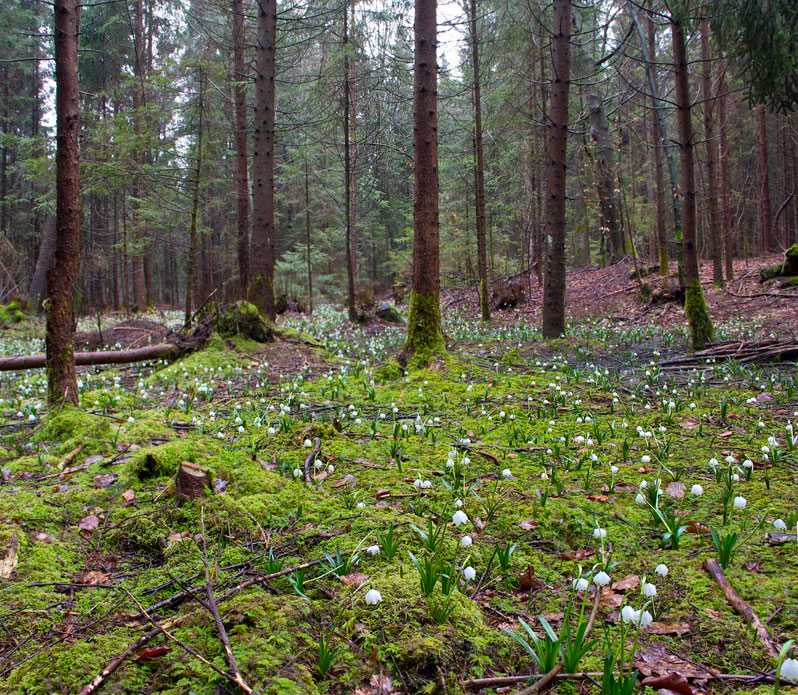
<box><xmin>175</xmin><ymin>462</ymin><xmax>210</xmax><ymax>503</ymax></box>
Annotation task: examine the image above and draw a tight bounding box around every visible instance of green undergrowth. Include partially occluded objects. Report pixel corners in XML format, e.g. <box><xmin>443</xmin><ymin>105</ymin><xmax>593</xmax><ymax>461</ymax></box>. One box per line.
<box><xmin>0</xmin><ymin>308</ymin><xmax>797</xmax><ymax>694</ymax></box>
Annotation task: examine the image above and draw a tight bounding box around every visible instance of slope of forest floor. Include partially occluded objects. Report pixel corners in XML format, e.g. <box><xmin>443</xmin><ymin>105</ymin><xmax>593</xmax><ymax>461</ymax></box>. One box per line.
<box><xmin>0</xmin><ymin>257</ymin><xmax>796</xmax><ymax>695</ymax></box>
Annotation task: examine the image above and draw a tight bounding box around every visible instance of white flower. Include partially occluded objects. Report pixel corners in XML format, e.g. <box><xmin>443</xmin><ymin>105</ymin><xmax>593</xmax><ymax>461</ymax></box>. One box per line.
<box><xmin>356</xmin><ymin>502</ymin><xmax>366</xmax><ymax>509</ymax></box>
<box><xmin>780</xmin><ymin>658</ymin><xmax>798</xmax><ymax>683</ymax></box>
<box><xmin>366</xmin><ymin>545</ymin><xmax>380</xmax><ymax>556</ymax></box>
<box><xmin>635</xmin><ymin>493</ymin><xmax>646</xmax><ymax>505</ymax></box>
<box><xmin>654</xmin><ymin>564</ymin><xmax>668</xmax><ymax>577</ymax></box>
<box><xmin>365</xmin><ymin>589</ymin><xmax>382</xmax><ymax>605</ymax></box>
<box><xmin>303</xmin><ymin>439</ymin><xmax>312</xmax><ymax>447</ymax></box>
<box><xmin>593</xmin><ymin>571</ymin><xmax>611</xmax><ymax>586</ymax></box>
<box><xmin>621</xmin><ymin>605</ymin><xmax>638</xmax><ymax>624</ymax></box>
<box><xmin>572</xmin><ymin>577</ymin><xmax>589</xmax><ymax>592</ymax></box>
<box><xmin>460</xmin><ymin>535</ymin><xmax>473</xmax><ymax>547</ymax></box>
<box><xmin>128</xmin><ymin>416</ymin><xmax>135</xmax><ymax>423</ymax></box>
<box><xmin>463</xmin><ymin>566</ymin><xmax>477</xmax><ymax>581</ymax></box>
<box><xmin>743</xmin><ymin>459</ymin><xmax>754</xmax><ymax>469</ymax></box>
<box><xmin>293</xmin><ymin>468</ymin><xmax>302</xmax><ymax>478</ymax></box>
<box><xmin>501</xmin><ymin>469</ymin><xmax>513</xmax><ymax>479</ymax></box>
<box><xmin>733</xmin><ymin>496</ymin><xmax>747</xmax><ymax>510</ymax></box>
<box><xmin>452</xmin><ymin>510</ymin><xmax>469</xmax><ymax>526</ymax></box>
<box><xmin>642</xmin><ymin>582</ymin><xmax>657</xmax><ymax>597</ymax></box>
<box><xmin>639</xmin><ymin>610</ymin><xmax>653</xmax><ymax>628</ymax></box>
<box><xmin>691</xmin><ymin>484</ymin><xmax>704</xmax><ymax>496</ymax></box>
<box><xmin>774</xmin><ymin>519</ymin><xmax>787</xmax><ymax>531</ymax></box>
<box><xmin>593</xmin><ymin>528</ymin><xmax>607</xmax><ymax>539</ymax></box>
<box><xmin>454</xmin><ymin>498</ymin><xmax>464</xmax><ymax>508</ymax></box>
<box><xmin>641</xmin><ymin>455</ymin><xmax>651</xmax><ymax>464</ymax></box>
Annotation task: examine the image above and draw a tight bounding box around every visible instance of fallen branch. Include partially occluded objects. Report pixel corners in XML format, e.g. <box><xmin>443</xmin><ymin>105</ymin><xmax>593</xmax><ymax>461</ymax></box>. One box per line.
<box><xmin>512</xmin><ymin>587</ymin><xmax>602</xmax><ymax>695</ymax></box>
<box><xmin>78</xmin><ymin>551</ymin><xmax>354</xmax><ymax>694</ymax></box>
<box><xmin>703</xmin><ymin>557</ymin><xmax>780</xmax><ymax>659</ymax></box>
<box><xmin>0</xmin><ymin>344</ymin><xmax>182</xmax><ymax>372</ymax></box>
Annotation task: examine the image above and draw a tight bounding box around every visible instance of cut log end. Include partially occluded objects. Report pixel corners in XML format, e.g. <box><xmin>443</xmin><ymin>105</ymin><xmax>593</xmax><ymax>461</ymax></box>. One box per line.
<box><xmin>175</xmin><ymin>462</ymin><xmax>211</xmax><ymax>503</ymax></box>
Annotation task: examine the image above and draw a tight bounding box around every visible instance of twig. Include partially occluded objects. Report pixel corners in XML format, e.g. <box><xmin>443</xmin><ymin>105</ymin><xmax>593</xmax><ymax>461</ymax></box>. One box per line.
<box><xmin>201</xmin><ymin>507</ymin><xmax>255</xmax><ymax>694</ymax></box>
<box><xmin>304</xmin><ymin>436</ymin><xmax>321</xmax><ymax>482</ymax></box>
<box><xmin>703</xmin><ymin>558</ymin><xmax>780</xmax><ymax>659</ymax></box>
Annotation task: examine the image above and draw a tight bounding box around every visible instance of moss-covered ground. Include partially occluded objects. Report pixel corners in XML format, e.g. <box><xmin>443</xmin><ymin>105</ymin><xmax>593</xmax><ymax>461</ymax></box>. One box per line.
<box><xmin>0</xmin><ymin>306</ymin><xmax>796</xmax><ymax>694</ymax></box>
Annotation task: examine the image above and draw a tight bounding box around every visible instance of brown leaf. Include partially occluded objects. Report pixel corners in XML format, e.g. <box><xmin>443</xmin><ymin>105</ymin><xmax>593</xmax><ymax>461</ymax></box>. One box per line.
<box><xmin>611</xmin><ymin>574</ymin><xmax>640</xmax><ymax>591</ymax></box>
<box><xmin>641</xmin><ymin>673</ymin><xmax>695</xmax><ymax>695</ymax></box>
<box><xmin>122</xmin><ymin>489</ymin><xmax>136</xmax><ymax>505</ymax></box>
<box><xmin>93</xmin><ymin>473</ymin><xmax>116</xmax><ymax>488</ymax></box>
<box><xmin>133</xmin><ymin>646</ymin><xmax>169</xmax><ymax>662</ymax></box>
<box><xmin>331</xmin><ymin>474</ymin><xmax>356</xmax><ymax>488</ymax></box>
<box><xmin>519</xmin><ymin>519</ymin><xmax>538</xmax><ymax>530</ymax></box>
<box><xmin>78</xmin><ymin>515</ymin><xmax>100</xmax><ymax>533</ymax></box>
<box><xmin>586</xmin><ymin>494</ymin><xmax>612</xmax><ymax>503</ymax></box>
<box><xmin>666</xmin><ymin>482</ymin><xmax>685</xmax><ymax>499</ymax></box>
<box><xmin>717</xmin><ymin>430</ymin><xmax>734</xmax><ymax>439</ymax></box>
<box><xmin>645</xmin><ymin>622</ymin><xmax>692</xmax><ymax>636</ymax></box>
<box><xmin>635</xmin><ymin>643</ymin><xmax>715</xmax><ymax>679</ymax></box>
<box><xmin>76</xmin><ymin>570</ymin><xmax>111</xmax><ymax>585</ymax></box>
<box><xmin>340</xmin><ymin>573</ymin><xmax>369</xmax><ymax>586</ymax></box>
<box><xmin>374</xmin><ymin>489</ymin><xmax>391</xmax><ymax>499</ymax></box>
<box><xmin>741</xmin><ymin>560</ymin><xmax>763</xmax><ymax>573</ymax></box>
<box><xmin>34</xmin><ymin>532</ymin><xmax>56</xmax><ymax>543</ymax></box>
<box><xmin>472</xmin><ymin>517</ymin><xmax>486</xmax><ymax>530</ymax></box>
<box><xmin>599</xmin><ymin>590</ymin><xmax>624</xmax><ymax>608</ymax></box>
<box><xmin>679</xmin><ymin>418</ymin><xmax>699</xmax><ymax>431</ymax></box>
<box><xmin>685</xmin><ymin>520</ymin><xmax>711</xmax><ymax>536</ymax></box>
<box><xmin>518</xmin><ymin>566</ymin><xmax>546</xmax><ymax>591</ymax></box>
<box><xmin>637</xmin><ymin>465</ymin><xmax>655</xmax><ymax>473</ymax></box>
<box><xmin>559</xmin><ymin>548</ymin><xmax>595</xmax><ymax>561</ymax></box>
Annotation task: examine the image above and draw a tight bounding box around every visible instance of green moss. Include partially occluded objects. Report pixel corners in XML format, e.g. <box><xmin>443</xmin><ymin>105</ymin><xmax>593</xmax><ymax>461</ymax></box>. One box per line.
<box><xmin>214</xmin><ymin>300</ymin><xmax>274</xmax><ymax>342</ymax></box>
<box><xmin>684</xmin><ymin>279</ymin><xmax>714</xmax><ymax>351</ymax></box>
<box><xmin>404</xmin><ymin>291</ymin><xmax>446</xmax><ymax>364</ymax></box>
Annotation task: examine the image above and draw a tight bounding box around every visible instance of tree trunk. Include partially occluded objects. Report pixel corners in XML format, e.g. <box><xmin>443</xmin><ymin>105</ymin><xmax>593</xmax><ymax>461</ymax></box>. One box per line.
<box><xmin>305</xmin><ymin>153</ymin><xmax>313</xmax><ymax>314</ymax></box>
<box><xmin>647</xmin><ymin>5</ymin><xmax>668</xmax><ymax>274</ymax></box>
<box><xmin>672</xmin><ymin>16</ymin><xmax>713</xmax><ymax>350</ymax></box>
<box><xmin>404</xmin><ymin>0</ymin><xmax>444</xmax><ymax>356</ymax></box>
<box><xmin>233</xmin><ymin>0</ymin><xmax>249</xmax><ymax>299</ymax></box>
<box><xmin>29</xmin><ymin>216</ymin><xmax>57</xmax><ymax>309</ymax></box>
<box><xmin>131</xmin><ymin>0</ymin><xmax>146</xmax><ymax>311</ymax></box>
<box><xmin>250</xmin><ymin>0</ymin><xmax>277</xmax><ymax>321</ymax></box>
<box><xmin>47</xmin><ymin>0</ymin><xmax>81</xmax><ymax>406</ymax></box>
<box><xmin>541</xmin><ymin>0</ymin><xmax>571</xmax><ymax>339</ymax></box>
<box><xmin>757</xmin><ymin>106</ymin><xmax>773</xmax><ymax>252</ymax></box>
<box><xmin>343</xmin><ymin>0</ymin><xmax>357</xmax><ymax>321</ymax></box>
<box><xmin>718</xmin><ymin>69</ymin><xmax>734</xmax><ymax>280</ymax></box>
<box><xmin>700</xmin><ymin>14</ymin><xmax>723</xmax><ymax>286</ymax></box>
<box><xmin>470</xmin><ymin>0</ymin><xmax>490</xmax><ymax>321</ymax></box>
<box><xmin>185</xmin><ymin>69</ymin><xmax>204</xmax><ymax>327</ymax></box>
<box><xmin>586</xmin><ymin>94</ymin><xmax>623</xmax><ymax>262</ymax></box>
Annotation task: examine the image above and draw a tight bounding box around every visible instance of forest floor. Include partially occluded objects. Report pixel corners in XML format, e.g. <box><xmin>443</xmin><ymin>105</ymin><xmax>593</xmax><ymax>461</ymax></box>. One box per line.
<box><xmin>0</xmin><ymin>255</ymin><xmax>796</xmax><ymax>695</ymax></box>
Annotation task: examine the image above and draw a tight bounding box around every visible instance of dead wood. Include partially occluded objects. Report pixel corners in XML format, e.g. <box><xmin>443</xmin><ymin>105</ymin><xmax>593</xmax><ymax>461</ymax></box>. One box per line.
<box><xmin>703</xmin><ymin>557</ymin><xmax>780</xmax><ymax>659</ymax></box>
<box><xmin>175</xmin><ymin>462</ymin><xmax>210</xmax><ymax>503</ymax></box>
<box><xmin>0</xmin><ymin>343</ymin><xmax>182</xmax><ymax>372</ymax></box>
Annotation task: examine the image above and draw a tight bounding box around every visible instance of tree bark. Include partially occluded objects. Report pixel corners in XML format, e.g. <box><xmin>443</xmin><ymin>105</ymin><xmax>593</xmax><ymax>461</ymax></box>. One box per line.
<box><xmin>757</xmin><ymin>106</ymin><xmax>773</xmax><ymax>252</ymax></box>
<box><xmin>718</xmin><ymin>69</ymin><xmax>734</xmax><ymax>280</ymax></box>
<box><xmin>184</xmin><ymin>68</ymin><xmax>204</xmax><ymax>327</ymax></box>
<box><xmin>586</xmin><ymin>94</ymin><xmax>623</xmax><ymax>262</ymax></box>
<box><xmin>305</xmin><ymin>153</ymin><xmax>313</xmax><ymax>314</ymax></box>
<box><xmin>700</xmin><ymin>14</ymin><xmax>723</xmax><ymax>286</ymax></box>
<box><xmin>404</xmin><ymin>0</ymin><xmax>444</xmax><ymax>356</ymax></box>
<box><xmin>250</xmin><ymin>0</ymin><xmax>277</xmax><ymax>321</ymax></box>
<box><xmin>470</xmin><ymin>0</ymin><xmax>490</xmax><ymax>321</ymax></box>
<box><xmin>47</xmin><ymin>0</ymin><xmax>81</xmax><ymax>406</ymax></box>
<box><xmin>1</xmin><ymin>343</ymin><xmax>181</xmax><ymax>372</ymax></box>
<box><xmin>672</xmin><ymin>16</ymin><xmax>713</xmax><ymax>350</ymax></box>
<box><xmin>131</xmin><ymin>0</ymin><xmax>146</xmax><ymax>311</ymax></box>
<box><xmin>541</xmin><ymin>0</ymin><xmax>571</xmax><ymax>339</ymax></box>
<box><xmin>647</xmin><ymin>6</ymin><xmax>667</xmax><ymax>274</ymax></box>
<box><xmin>233</xmin><ymin>0</ymin><xmax>250</xmax><ymax>299</ymax></box>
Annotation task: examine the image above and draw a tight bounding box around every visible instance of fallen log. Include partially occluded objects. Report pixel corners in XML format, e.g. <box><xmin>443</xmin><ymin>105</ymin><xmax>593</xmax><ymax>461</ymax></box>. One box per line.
<box><xmin>0</xmin><ymin>343</ymin><xmax>181</xmax><ymax>372</ymax></box>
<box><xmin>703</xmin><ymin>557</ymin><xmax>780</xmax><ymax>659</ymax></box>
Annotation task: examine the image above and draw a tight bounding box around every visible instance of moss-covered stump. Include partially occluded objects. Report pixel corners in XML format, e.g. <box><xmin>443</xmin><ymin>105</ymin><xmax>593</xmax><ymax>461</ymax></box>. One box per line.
<box><xmin>213</xmin><ymin>301</ymin><xmax>274</xmax><ymax>343</ymax></box>
<box><xmin>376</xmin><ymin>303</ymin><xmax>403</xmax><ymax>324</ymax></box>
<box><xmin>403</xmin><ymin>290</ymin><xmax>445</xmax><ymax>364</ymax></box>
<box><xmin>759</xmin><ymin>243</ymin><xmax>798</xmax><ymax>281</ymax></box>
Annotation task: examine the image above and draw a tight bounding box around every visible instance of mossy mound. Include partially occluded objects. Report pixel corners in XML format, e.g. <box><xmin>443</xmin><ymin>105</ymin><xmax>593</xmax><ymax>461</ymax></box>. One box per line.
<box><xmin>0</xmin><ymin>299</ymin><xmax>25</xmax><ymax>327</ymax></box>
<box><xmin>213</xmin><ymin>301</ymin><xmax>274</xmax><ymax>343</ymax></box>
<box><xmin>759</xmin><ymin>243</ymin><xmax>798</xmax><ymax>281</ymax></box>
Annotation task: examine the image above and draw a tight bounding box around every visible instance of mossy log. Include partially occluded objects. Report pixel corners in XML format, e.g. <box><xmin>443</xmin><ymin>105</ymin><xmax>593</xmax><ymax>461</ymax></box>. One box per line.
<box><xmin>175</xmin><ymin>461</ymin><xmax>211</xmax><ymax>502</ymax></box>
<box><xmin>759</xmin><ymin>243</ymin><xmax>798</xmax><ymax>281</ymax></box>
<box><xmin>376</xmin><ymin>303</ymin><xmax>403</xmax><ymax>323</ymax></box>
<box><xmin>0</xmin><ymin>343</ymin><xmax>182</xmax><ymax>372</ymax></box>
<box><xmin>213</xmin><ymin>301</ymin><xmax>274</xmax><ymax>342</ymax></box>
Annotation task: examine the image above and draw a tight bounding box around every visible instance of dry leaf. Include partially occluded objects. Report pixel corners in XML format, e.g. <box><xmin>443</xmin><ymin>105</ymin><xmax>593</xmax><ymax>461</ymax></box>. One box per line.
<box><xmin>612</xmin><ymin>574</ymin><xmax>640</xmax><ymax>591</ymax></box>
<box><xmin>133</xmin><ymin>646</ymin><xmax>169</xmax><ymax>661</ymax></box>
<box><xmin>122</xmin><ymin>489</ymin><xmax>136</xmax><ymax>505</ymax></box>
<box><xmin>518</xmin><ymin>566</ymin><xmax>546</xmax><ymax>591</ymax></box>
<box><xmin>559</xmin><ymin>548</ymin><xmax>595</xmax><ymax>561</ymax></box>
<box><xmin>599</xmin><ymin>590</ymin><xmax>623</xmax><ymax>608</ymax></box>
<box><xmin>519</xmin><ymin>519</ymin><xmax>538</xmax><ymax>530</ymax></box>
<box><xmin>741</xmin><ymin>560</ymin><xmax>763</xmax><ymax>573</ymax></box>
<box><xmin>340</xmin><ymin>573</ymin><xmax>369</xmax><ymax>586</ymax></box>
<box><xmin>666</xmin><ymin>482</ymin><xmax>685</xmax><ymax>499</ymax></box>
<box><xmin>641</xmin><ymin>673</ymin><xmax>695</xmax><ymax>695</ymax></box>
<box><xmin>78</xmin><ymin>515</ymin><xmax>100</xmax><ymax>533</ymax></box>
<box><xmin>93</xmin><ymin>473</ymin><xmax>116</xmax><ymax>488</ymax></box>
<box><xmin>645</xmin><ymin>622</ymin><xmax>692</xmax><ymax>636</ymax></box>
<box><xmin>76</xmin><ymin>570</ymin><xmax>111</xmax><ymax>584</ymax></box>
<box><xmin>586</xmin><ymin>494</ymin><xmax>612</xmax><ymax>503</ymax></box>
